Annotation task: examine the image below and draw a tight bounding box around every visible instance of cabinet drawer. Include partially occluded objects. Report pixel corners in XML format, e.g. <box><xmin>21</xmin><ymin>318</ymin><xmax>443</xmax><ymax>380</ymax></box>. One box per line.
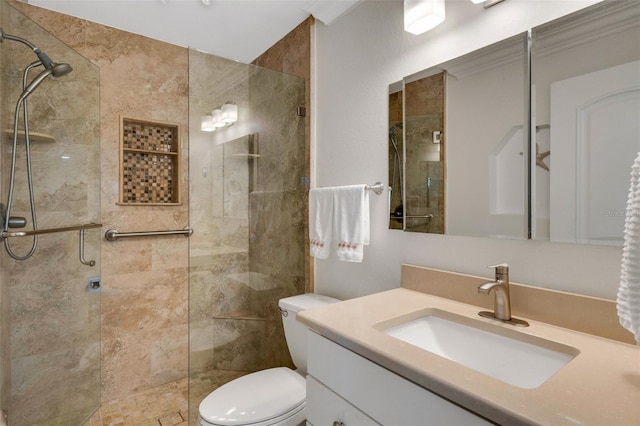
<box><xmin>307</xmin><ymin>331</ymin><xmax>491</xmax><ymax>426</ymax></box>
<box><xmin>307</xmin><ymin>376</ymin><xmax>380</xmax><ymax>426</ymax></box>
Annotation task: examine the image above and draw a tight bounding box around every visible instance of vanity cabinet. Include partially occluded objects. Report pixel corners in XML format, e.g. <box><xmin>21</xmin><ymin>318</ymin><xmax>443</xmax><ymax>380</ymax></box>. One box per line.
<box><xmin>306</xmin><ymin>376</ymin><xmax>379</xmax><ymax>425</ymax></box>
<box><xmin>306</xmin><ymin>331</ymin><xmax>491</xmax><ymax>426</ymax></box>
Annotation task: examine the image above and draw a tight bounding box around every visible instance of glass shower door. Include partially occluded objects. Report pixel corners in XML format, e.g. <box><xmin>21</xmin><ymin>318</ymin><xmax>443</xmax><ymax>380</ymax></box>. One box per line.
<box><xmin>0</xmin><ymin>3</ymin><xmax>101</xmax><ymax>424</ymax></box>
<box><xmin>188</xmin><ymin>48</ymin><xmax>306</xmax><ymax>423</ymax></box>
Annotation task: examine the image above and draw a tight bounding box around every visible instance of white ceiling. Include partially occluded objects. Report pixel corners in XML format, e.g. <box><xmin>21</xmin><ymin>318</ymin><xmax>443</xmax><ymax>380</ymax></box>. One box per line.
<box><xmin>27</xmin><ymin>0</ymin><xmax>362</xmax><ymax>63</ymax></box>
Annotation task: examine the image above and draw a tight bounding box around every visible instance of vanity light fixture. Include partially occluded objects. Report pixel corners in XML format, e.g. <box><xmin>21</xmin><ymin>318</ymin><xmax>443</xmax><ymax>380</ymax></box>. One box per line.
<box><xmin>404</xmin><ymin>0</ymin><xmax>445</xmax><ymax>35</ymax></box>
<box><xmin>211</xmin><ymin>108</ymin><xmax>225</xmax><ymax>128</ymax></box>
<box><xmin>201</xmin><ymin>102</ymin><xmax>238</xmax><ymax>132</ymax></box>
<box><xmin>201</xmin><ymin>114</ymin><xmax>215</xmax><ymax>132</ymax></box>
<box><xmin>221</xmin><ymin>102</ymin><xmax>238</xmax><ymax>124</ymax></box>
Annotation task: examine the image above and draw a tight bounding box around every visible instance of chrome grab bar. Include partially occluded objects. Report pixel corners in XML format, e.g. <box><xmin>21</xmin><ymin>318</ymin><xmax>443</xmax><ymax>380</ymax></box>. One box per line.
<box><xmin>105</xmin><ymin>226</ymin><xmax>193</xmax><ymax>241</ymax></box>
<box><xmin>1</xmin><ymin>222</ymin><xmax>102</xmax><ymax>238</ymax></box>
<box><xmin>405</xmin><ymin>214</ymin><xmax>434</xmax><ymax>219</ymax></box>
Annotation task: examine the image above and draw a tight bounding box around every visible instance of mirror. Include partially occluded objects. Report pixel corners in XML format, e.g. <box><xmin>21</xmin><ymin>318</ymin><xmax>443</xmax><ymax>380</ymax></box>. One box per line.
<box><xmin>389</xmin><ymin>33</ymin><xmax>528</xmax><ymax>239</ymax></box>
<box><xmin>531</xmin><ymin>1</ymin><xmax>640</xmax><ymax>245</ymax></box>
<box><xmin>389</xmin><ymin>1</ymin><xmax>640</xmax><ymax>245</ymax></box>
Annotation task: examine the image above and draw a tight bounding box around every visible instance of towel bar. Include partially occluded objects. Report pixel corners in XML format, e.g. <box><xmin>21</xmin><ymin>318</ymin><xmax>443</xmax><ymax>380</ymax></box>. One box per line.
<box><xmin>366</xmin><ymin>182</ymin><xmax>384</xmax><ymax>195</ymax></box>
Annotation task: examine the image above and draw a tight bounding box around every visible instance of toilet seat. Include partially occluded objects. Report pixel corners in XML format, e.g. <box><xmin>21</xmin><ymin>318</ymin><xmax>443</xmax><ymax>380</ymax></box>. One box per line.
<box><xmin>199</xmin><ymin>367</ymin><xmax>306</xmax><ymax>426</ymax></box>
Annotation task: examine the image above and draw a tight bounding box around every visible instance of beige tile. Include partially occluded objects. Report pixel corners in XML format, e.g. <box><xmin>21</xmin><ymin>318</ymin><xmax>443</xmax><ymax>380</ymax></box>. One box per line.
<box><xmin>88</xmin><ymin>378</ymin><xmax>188</xmax><ymax>426</ymax></box>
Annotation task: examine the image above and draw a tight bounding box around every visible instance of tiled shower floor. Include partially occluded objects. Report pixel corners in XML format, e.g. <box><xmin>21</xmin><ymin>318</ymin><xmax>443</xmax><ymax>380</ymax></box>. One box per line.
<box><xmin>85</xmin><ymin>379</ymin><xmax>187</xmax><ymax>426</ymax></box>
<box><xmin>86</xmin><ymin>370</ymin><xmax>246</xmax><ymax>426</ymax></box>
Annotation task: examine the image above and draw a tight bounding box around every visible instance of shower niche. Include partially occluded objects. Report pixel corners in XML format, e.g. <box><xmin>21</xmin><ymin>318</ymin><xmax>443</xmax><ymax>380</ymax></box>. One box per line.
<box><xmin>118</xmin><ymin>116</ymin><xmax>181</xmax><ymax>205</ymax></box>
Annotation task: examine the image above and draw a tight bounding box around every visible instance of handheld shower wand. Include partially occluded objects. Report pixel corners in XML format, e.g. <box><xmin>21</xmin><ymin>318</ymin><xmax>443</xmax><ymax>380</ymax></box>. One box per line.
<box><xmin>0</xmin><ymin>29</ymin><xmax>73</xmax><ymax>260</ymax></box>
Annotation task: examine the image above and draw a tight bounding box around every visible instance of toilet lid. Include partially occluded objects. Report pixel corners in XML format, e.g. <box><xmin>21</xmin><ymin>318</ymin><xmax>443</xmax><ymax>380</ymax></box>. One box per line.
<box><xmin>199</xmin><ymin>367</ymin><xmax>306</xmax><ymax>426</ymax></box>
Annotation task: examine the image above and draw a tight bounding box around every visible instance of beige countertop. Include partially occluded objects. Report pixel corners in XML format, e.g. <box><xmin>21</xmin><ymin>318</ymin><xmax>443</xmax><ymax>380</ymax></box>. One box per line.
<box><xmin>298</xmin><ymin>288</ymin><xmax>640</xmax><ymax>425</ymax></box>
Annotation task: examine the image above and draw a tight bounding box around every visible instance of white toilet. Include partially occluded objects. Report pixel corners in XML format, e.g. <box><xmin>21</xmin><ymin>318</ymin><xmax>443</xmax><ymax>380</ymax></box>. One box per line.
<box><xmin>198</xmin><ymin>293</ymin><xmax>340</xmax><ymax>426</ymax></box>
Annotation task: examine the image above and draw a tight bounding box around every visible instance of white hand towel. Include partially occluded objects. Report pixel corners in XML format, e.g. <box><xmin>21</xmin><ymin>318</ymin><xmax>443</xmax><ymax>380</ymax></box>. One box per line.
<box><xmin>618</xmin><ymin>152</ymin><xmax>640</xmax><ymax>344</ymax></box>
<box><xmin>309</xmin><ymin>187</ymin><xmax>334</xmax><ymax>259</ymax></box>
<box><xmin>334</xmin><ymin>184</ymin><xmax>370</xmax><ymax>262</ymax></box>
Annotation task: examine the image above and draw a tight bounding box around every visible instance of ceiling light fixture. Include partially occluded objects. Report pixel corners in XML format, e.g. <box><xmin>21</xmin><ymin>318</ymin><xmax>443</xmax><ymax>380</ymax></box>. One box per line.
<box><xmin>404</xmin><ymin>0</ymin><xmax>445</xmax><ymax>35</ymax></box>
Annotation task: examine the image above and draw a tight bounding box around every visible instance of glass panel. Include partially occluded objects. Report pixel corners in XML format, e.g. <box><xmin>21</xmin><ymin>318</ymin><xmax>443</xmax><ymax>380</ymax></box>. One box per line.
<box><xmin>531</xmin><ymin>2</ymin><xmax>640</xmax><ymax>244</ymax></box>
<box><xmin>188</xmin><ymin>49</ymin><xmax>305</xmax><ymax>423</ymax></box>
<box><xmin>444</xmin><ymin>33</ymin><xmax>528</xmax><ymax>239</ymax></box>
<box><xmin>403</xmin><ymin>72</ymin><xmax>445</xmax><ymax>233</ymax></box>
<box><xmin>0</xmin><ymin>3</ymin><xmax>101</xmax><ymax>424</ymax></box>
<box><xmin>393</xmin><ymin>33</ymin><xmax>528</xmax><ymax>238</ymax></box>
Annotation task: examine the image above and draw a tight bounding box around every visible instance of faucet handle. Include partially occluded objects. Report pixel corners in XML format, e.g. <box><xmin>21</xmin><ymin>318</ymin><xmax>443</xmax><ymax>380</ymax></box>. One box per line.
<box><xmin>487</xmin><ymin>263</ymin><xmax>509</xmax><ymax>278</ymax></box>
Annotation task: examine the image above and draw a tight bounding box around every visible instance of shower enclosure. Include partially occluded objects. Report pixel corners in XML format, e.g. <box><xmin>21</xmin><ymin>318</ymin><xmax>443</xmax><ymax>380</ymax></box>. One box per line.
<box><xmin>188</xmin><ymin>49</ymin><xmax>306</xmax><ymax>422</ymax></box>
<box><xmin>0</xmin><ymin>3</ymin><xmax>101</xmax><ymax>424</ymax></box>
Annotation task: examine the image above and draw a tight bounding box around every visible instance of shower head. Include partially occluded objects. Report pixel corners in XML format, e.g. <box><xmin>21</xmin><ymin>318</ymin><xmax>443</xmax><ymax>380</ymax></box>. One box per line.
<box><xmin>18</xmin><ymin>62</ymin><xmax>73</xmax><ymax>102</ymax></box>
<box><xmin>51</xmin><ymin>62</ymin><xmax>73</xmax><ymax>78</ymax></box>
<box><xmin>0</xmin><ymin>27</ymin><xmax>71</xmax><ymax>75</ymax></box>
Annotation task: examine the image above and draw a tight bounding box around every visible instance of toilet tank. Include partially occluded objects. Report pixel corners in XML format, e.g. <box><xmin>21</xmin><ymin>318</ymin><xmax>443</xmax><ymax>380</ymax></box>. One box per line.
<box><xmin>278</xmin><ymin>293</ymin><xmax>340</xmax><ymax>374</ymax></box>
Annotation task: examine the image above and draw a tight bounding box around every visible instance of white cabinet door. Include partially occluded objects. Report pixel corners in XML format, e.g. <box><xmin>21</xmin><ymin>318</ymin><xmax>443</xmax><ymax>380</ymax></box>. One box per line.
<box><xmin>306</xmin><ymin>376</ymin><xmax>380</xmax><ymax>426</ymax></box>
<box><xmin>307</xmin><ymin>331</ymin><xmax>492</xmax><ymax>426</ymax></box>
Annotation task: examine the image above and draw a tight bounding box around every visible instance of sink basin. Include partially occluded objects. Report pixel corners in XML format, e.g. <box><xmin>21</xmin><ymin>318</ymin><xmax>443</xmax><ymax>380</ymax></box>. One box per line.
<box><xmin>377</xmin><ymin>309</ymin><xmax>578</xmax><ymax>389</ymax></box>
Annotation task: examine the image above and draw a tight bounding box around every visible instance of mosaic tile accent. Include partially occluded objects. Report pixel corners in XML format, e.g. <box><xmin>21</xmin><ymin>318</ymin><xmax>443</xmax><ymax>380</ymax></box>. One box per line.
<box><xmin>120</xmin><ymin>118</ymin><xmax>180</xmax><ymax>204</ymax></box>
<box><xmin>122</xmin><ymin>151</ymin><xmax>175</xmax><ymax>203</ymax></box>
<box><xmin>122</xmin><ymin>120</ymin><xmax>177</xmax><ymax>153</ymax></box>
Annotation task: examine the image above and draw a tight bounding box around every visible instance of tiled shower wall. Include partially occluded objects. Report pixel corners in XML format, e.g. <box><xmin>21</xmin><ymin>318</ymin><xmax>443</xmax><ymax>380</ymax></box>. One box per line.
<box><xmin>253</xmin><ymin>19</ymin><xmax>313</xmax><ymax>292</ymax></box>
<box><xmin>10</xmin><ymin>0</ymin><xmax>190</xmax><ymax>402</ymax></box>
<box><xmin>0</xmin><ymin>4</ymin><xmax>102</xmax><ymax>423</ymax></box>
<box><xmin>9</xmin><ymin>0</ymin><xmax>312</xmax><ymax>411</ymax></box>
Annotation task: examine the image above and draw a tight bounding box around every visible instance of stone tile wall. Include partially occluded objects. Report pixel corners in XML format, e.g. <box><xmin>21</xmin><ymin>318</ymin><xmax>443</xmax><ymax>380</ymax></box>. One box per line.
<box><xmin>9</xmin><ymin>0</ymin><xmax>190</xmax><ymax>403</ymax></box>
<box><xmin>5</xmin><ymin>0</ymin><xmax>313</xmax><ymax>419</ymax></box>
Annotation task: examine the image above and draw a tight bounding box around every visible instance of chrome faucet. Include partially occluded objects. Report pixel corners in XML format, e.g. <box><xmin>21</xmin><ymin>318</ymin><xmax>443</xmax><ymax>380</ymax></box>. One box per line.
<box><xmin>478</xmin><ymin>263</ymin><xmax>529</xmax><ymax>327</ymax></box>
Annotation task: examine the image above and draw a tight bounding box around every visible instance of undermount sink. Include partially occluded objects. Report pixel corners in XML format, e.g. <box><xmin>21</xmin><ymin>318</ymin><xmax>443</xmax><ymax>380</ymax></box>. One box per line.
<box><xmin>377</xmin><ymin>309</ymin><xmax>578</xmax><ymax>389</ymax></box>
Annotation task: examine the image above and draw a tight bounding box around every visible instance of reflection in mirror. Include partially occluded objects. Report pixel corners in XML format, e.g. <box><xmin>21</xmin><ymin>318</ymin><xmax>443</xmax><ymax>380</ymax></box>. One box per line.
<box><xmin>388</xmin><ymin>81</ymin><xmax>404</xmax><ymax>230</ymax></box>
<box><xmin>221</xmin><ymin>133</ymin><xmax>259</xmax><ymax>218</ymax></box>
<box><xmin>403</xmin><ymin>71</ymin><xmax>445</xmax><ymax>233</ymax></box>
<box><xmin>390</xmin><ymin>33</ymin><xmax>528</xmax><ymax>237</ymax></box>
<box><xmin>444</xmin><ymin>33</ymin><xmax>528</xmax><ymax>239</ymax></box>
<box><xmin>532</xmin><ymin>2</ymin><xmax>640</xmax><ymax>245</ymax></box>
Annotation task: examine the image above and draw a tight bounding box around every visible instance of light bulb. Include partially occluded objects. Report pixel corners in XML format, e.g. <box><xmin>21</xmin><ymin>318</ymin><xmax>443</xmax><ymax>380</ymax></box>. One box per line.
<box><xmin>221</xmin><ymin>103</ymin><xmax>238</xmax><ymax>124</ymax></box>
<box><xmin>212</xmin><ymin>108</ymin><xmax>225</xmax><ymax>128</ymax></box>
<box><xmin>201</xmin><ymin>114</ymin><xmax>215</xmax><ymax>132</ymax></box>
